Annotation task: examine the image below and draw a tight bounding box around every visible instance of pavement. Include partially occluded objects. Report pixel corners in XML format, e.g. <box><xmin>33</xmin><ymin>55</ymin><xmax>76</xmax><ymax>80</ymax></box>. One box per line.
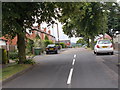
<box><xmin>2</xmin><ymin>48</ymin><xmax>118</xmax><ymax>88</ymax></box>
<box><xmin>114</xmin><ymin>50</ymin><xmax>120</xmax><ymax>55</ymax></box>
<box><xmin>96</xmin><ymin>54</ymin><xmax>118</xmax><ymax>73</ymax></box>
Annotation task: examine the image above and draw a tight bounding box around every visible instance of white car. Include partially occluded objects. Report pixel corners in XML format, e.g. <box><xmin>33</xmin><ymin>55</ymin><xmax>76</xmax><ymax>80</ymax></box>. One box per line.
<box><xmin>94</xmin><ymin>40</ymin><xmax>114</xmax><ymax>55</ymax></box>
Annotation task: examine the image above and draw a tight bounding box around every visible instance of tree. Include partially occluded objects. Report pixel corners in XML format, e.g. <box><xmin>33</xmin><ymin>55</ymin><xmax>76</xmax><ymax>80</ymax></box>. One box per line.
<box><xmin>26</xmin><ymin>38</ymin><xmax>34</xmax><ymax>54</ymax></box>
<box><xmin>105</xmin><ymin>2</ymin><xmax>120</xmax><ymax>39</ymax></box>
<box><xmin>76</xmin><ymin>38</ymin><xmax>86</xmax><ymax>45</ymax></box>
<box><xmin>58</xmin><ymin>2</ymin><xmax>108</xmax><ymax>49</ymax></box>
<box><xmin>45</xmin><ymin>35</ymin><xmax>49</xmax><ymax>40</ymax></box>
<box><xmin>2</xmin><ymin>2</ymin><xmax>59</xmax><ymax>64</ymax></box>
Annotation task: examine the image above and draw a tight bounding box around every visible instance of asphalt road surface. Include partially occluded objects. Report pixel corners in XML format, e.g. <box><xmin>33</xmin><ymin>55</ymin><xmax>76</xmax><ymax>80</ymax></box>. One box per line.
<box><xmin>3</xmin><ymin>48</ymin><xmax>118</xmax><ymax>88</ymax></box>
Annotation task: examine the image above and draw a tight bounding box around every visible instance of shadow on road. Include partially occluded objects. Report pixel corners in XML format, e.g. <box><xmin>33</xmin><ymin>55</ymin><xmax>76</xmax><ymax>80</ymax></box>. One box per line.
<box><xmin>96</xmin><ymin>53</ymin><xmax>114</xmax><ymax>56</ymax></box>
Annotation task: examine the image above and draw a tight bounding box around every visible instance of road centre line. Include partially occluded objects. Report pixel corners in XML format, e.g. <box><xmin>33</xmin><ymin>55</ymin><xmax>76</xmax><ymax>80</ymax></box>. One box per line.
<box><xmin>67</xmin><ymin>55</ymin><xmax>76</xmax><ymax>85</ymax></box>
<box><xmin>67</xmin><ymin>68</ymin><xmax>74</xmax><ymax>85</ymax></box>
<box><xmin>74</xmin><ymin>54</ymin><xmax>76</xmax><ymax>58</ymax></box>
<box><xmin>72</xmin><ymin>59</ymin><xmax>76</xmax><ymax>66</ymax></box>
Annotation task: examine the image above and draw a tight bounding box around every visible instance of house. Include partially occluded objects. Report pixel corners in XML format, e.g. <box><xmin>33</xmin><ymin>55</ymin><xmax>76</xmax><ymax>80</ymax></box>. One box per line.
<box><xmin>0</xmin><ymin>37</ymin><xmax>17</xmax><ymax>51</ymax></box>
<box><xmin>58</xmin><ymin>40</ymin><xmax>71</xmax><ymax>47</ymax></box>
<box><xmin>0</xmin><ymin>39</ymin><xmax>7</xmax><ymax>46</ymax></box>
<box><xmin>96</xmin><ymin>33</ymin><xmax>112</xmax><ymax>41</ymax></box>
<box><xmin>0</xmin><ymin>25</ymin><xmax>56</xmax><ymax>51</ymax></box>
<box><xmin>27</xmin><ymin>25</ymin><xmax>56</xmax><ymax>43</ymax></box>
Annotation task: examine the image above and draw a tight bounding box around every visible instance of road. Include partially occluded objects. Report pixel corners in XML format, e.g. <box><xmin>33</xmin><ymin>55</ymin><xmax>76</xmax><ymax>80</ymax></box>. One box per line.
<box><xmin>3</xmin><ymin>48</ymin><xmax>118</xmax><ymax>88</ymax></box>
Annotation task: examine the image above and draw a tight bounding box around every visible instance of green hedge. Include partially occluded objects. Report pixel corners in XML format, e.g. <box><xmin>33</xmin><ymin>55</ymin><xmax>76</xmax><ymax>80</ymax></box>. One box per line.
<box><xmin>2</xmin><ymin>49</ymin><xmax>9</xmax><ymax>64</ymax></box>
<box><xmin>8</xmin><ymin>51</ymin><xmax>18</xmax><ymax>60</ymax></box>
<box><xmin>23</xmin><ymin>59</ymin><xmax>35</xmax><ymax>65</ymax></box>
<box><xmin>44</xmin><ymin>40</ymin><xmax>53</xmax><ymax>47</ymax></box>
<box><xmin>56</xmin><ymin>42</ymin><xmax>66</xmax><ymax>48</ymax></box>
<box><xmin>26</xmin><ymin>38</ymin><xmax>34</xmax><ymax>54</ymax></box>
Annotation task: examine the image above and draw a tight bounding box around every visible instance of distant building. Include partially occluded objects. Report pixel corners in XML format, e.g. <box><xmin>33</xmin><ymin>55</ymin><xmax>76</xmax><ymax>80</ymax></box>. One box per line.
<box><xmin>58</xmin><ymin>40</ymin><xmax>71</xmax><ymax>47</ymax></box>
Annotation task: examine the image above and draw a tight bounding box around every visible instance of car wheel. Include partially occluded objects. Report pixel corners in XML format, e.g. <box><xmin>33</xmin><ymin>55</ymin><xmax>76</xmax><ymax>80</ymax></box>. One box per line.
<box><xmin>110</xmin><ymin>52</ymin><xmax>114</xmax><ymax>55</ymax></box>
<box><xmin>96</xmin><ymin>52</ymin><xmax>99</xmax><ymax>55</ymax></box>
<box><xmin>94</xmin><ymin>51</ymin><xmax>96</xmax><ymax>54</ymax></box>
<box><xmin>46</xmin><ymin>52</ymin><xmax>49</xmax><ymax>54</ymax></box>
<box><xmin>55</xmin><ymin>50</ymin><xmax>58</xmax><ymax>54</ymax></box>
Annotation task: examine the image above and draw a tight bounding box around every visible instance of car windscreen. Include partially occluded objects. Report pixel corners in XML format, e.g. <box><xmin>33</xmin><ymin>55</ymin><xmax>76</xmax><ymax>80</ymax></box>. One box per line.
<box><xmin>47</xmin><ymin>44</ymin><xmax>55</xmax><ymax>47</ymax></box>
<box><xmin>98</xmin><ymin>40</ymin><xmax>111</xmax><ymax>44</ymax></box>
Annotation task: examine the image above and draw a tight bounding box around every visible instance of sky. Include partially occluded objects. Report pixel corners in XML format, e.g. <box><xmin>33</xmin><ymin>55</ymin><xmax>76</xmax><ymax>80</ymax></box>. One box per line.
<box><xmin>40</xmin><ymin>22</ymin><xmax>80</xmax><ymax>43</ymax></box>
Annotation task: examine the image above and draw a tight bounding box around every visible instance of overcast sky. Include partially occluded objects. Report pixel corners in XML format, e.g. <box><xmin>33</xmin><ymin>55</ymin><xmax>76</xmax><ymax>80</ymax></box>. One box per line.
<box><xmin>40</xmin><ymin>22</ymin><xmax>80</xmax><ymax>43</ymax></box>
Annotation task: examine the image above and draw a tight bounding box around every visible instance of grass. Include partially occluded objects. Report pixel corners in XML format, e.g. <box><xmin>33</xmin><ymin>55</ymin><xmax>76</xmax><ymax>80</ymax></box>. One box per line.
<box><xmin>0</xmin><ymin>64</ymin><xmax>31</xmax><ymax>81</ymax></box>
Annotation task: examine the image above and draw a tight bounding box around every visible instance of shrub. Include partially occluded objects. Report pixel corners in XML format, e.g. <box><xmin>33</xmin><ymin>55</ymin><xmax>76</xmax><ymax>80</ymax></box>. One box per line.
<box><xmin>45</xmin><ymin>35</ymin><xmax>49</xmax><ymax>40</ymax></box>
<box><xmin>76</xmin><ymin>38</ymin><xmax>86</xmax><ymax>45</ymax></box>
<box><xmin>8</xmin><ymin>51</ymin><xmax>18</xmax><ymax>60</ymax></box>
<box><xmin>94</xmin><ymin>41</ymin><xmax>97</xmax><ymax>45</ymax></box>
<box><xmin>44</xmin><ymin>40</ymin><xmax>53</xmax><ymax>47</ymax></box>
<box><xmin>59</xmin><ymin>42</ymin><xmax>66</xmax><ymax>48</ymax></box>
<box><xmin>23</xmin><ymin>59</ymin><xmax>35</xmax><ymax>65</ymax></box>
<box><xmin>56</xmin><ymin>43</ymin><xmax>66</xmax><ymax>48</ymax></box>
<box><xmin>26</xmin><ymin>38</ymin><xmax>34</xmax><ymax>54</ymax></box>
<box><xmin>2</xmin><ymin>49</ymin><xmax>9</xmax><ymax>64</ymax></box>
<box><xmin>33</xmin><ymin>34</ymin><xmax>45</xmax><ymax>53</ymax></box>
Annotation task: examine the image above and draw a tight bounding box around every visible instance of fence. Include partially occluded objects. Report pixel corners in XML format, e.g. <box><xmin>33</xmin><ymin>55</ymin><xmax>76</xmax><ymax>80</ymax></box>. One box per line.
<box><xmin>114</xmin><ymin>42</ymin><xmax>120</xmax><ymax>51</ymax></box>
<box><xmin>0</xmin><ymin>45</ymin><xmax>17</xmax><ymax>51</ymax></box>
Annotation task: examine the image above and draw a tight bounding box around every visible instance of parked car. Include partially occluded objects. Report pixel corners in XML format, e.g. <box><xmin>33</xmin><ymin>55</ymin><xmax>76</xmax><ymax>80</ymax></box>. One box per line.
<box><xmin>94</xmin><ymin>40</ymin><xmax>114</xmax><ymax>55</ymax></box>
<box><xmin>46</xmin><ymin>44</ymin><xmax>59</xmax><ymax>54</ymax></box>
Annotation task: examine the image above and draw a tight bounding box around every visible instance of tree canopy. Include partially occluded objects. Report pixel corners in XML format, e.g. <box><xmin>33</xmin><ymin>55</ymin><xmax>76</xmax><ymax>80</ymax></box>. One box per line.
<box><xmin>106</xmin><ymin>2</ymin><xmax>120</xmax><ymax>37</ymax></box>
<box><xmin>2</xmin><ymin>2</ymin><xmax>60</xmax><ymax>63</ymax></box>
<box><xmin>58</xmin><ymin>2</ymin><xmax>119</xmax><ymax>49</ymax></box>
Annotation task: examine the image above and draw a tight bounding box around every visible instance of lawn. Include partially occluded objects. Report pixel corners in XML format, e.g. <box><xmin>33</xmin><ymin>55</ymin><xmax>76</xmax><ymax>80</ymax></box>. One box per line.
<box><xmin>0</xmin><ymin>64</ymin><xmax>31</xmax><ymax>81</ymax></box>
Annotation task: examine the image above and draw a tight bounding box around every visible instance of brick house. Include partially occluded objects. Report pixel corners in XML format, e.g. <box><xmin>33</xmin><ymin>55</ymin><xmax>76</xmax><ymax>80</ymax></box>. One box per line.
<box><xmin>0</xmin><ymin>25</ymin><xmax>56</xmax><ymax>51</ymax></box>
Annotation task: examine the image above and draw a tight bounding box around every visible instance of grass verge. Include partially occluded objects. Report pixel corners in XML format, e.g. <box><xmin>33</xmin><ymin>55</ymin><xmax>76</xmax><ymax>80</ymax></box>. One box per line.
<box><xmin>0</xmin><ymin>64</ymin><xmax>32</xmax><ymax>81</ymax></box>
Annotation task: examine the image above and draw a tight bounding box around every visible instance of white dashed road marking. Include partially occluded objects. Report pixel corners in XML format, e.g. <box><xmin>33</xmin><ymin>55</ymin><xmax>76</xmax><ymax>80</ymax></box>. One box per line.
<box><xmin>72</xmin><ymin>59</ymin><xmax>76</xmax><ymax>66</ymax></box>
<box><xmin>67</xmin><ymin>54</ymin><xmax>76</xmax><ymax>85</ymax></box>
<box><xmin>74</xmin><ymin>54</ymin><xmax>76</xmax><ymax>58</ymax></box>
<box><xmin>67</xmin><ymin>68</ymin><xmax>74</xmax><ymax>85</ymax></box>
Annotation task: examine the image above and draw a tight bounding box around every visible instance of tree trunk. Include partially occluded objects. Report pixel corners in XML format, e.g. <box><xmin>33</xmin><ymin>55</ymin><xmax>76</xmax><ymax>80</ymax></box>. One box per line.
<box><xmin>17</xmin><ymin>33</ymin><xmax>26</xmax><ymax>64</ymax></box>
<box><xmin>91</xmin><ymin>36</ymin><xmax>94</xmax><ymax>50</ymax></box>
<box><xmin>87</xmin><ymin>38</ymin><xmax>90</xmax><ymax>48</ymax></box>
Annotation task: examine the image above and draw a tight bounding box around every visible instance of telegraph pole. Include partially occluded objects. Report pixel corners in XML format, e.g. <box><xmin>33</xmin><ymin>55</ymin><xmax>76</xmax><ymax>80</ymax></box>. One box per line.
<box><xmin>56</xmin><ymin>23</ymin><xmax>60</xmax><ymax>45</ymax></box>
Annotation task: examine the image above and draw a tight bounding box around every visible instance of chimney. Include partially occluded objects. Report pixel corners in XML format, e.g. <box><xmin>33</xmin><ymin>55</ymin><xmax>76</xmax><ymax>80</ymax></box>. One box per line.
<box><xmin>48</xmin><ymin>30</ymin><xmax>51</xmax><ymax>35</ymax></box>
<box><xmin>44</xmin><ymin>28</ymin><xmax>47</xmax><ymax>33</ymax></box>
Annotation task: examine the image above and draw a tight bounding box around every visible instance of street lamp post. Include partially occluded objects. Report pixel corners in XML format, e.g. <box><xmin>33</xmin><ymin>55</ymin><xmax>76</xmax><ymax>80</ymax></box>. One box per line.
<box><xmin>55</xmin><ymin>23</ymin><xmax>60</xmax><ymax>46</ymax></box>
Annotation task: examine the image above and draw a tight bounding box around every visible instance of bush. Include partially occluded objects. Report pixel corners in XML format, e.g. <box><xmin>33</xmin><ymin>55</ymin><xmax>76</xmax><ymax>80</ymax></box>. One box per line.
<box><xmin>23</xmin><ymin>59</ymin><xmax>35</xmax><ymax>65</ymax></box>
<box><xmin>44</xmin><ymin>40</ymin><xmax>53</xmax><ymax>47</ymax></box>
<box><xmin>8</xmin><ymin>51</ymin><xmax>18</xmax><ymax>60</ymax></box>
<box><xmin>45</xmin><ymin>35</ymin><xmax>49</xmax><ymax>40</ymax></box>
<box><xmin>56</xmin><ymin>43</ymin><xmax>66</xmax><ymax>48</ymax></box>
<box><xmin>60</xmin><ymin>42</ymin><xmax>66</xmax><ymax>48</ymax></box>
<box><xmin>76</xmin><ymin>38</ymin><xmax>86</xmax><ymax>45</ymax></box>
<box><xmin>2</xmin><ymin>49</ymin><xmax>9</xmax><ymax>64</ymax></box>
<box><xmin>26</xmin><ymin>38</ymin><xmax>34</xmax><ymax>54</ymax></box>
<box><xmin>94</xmin><ymin>41</ymin><xmax>97</xmax><ymax>45</ymax></box>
